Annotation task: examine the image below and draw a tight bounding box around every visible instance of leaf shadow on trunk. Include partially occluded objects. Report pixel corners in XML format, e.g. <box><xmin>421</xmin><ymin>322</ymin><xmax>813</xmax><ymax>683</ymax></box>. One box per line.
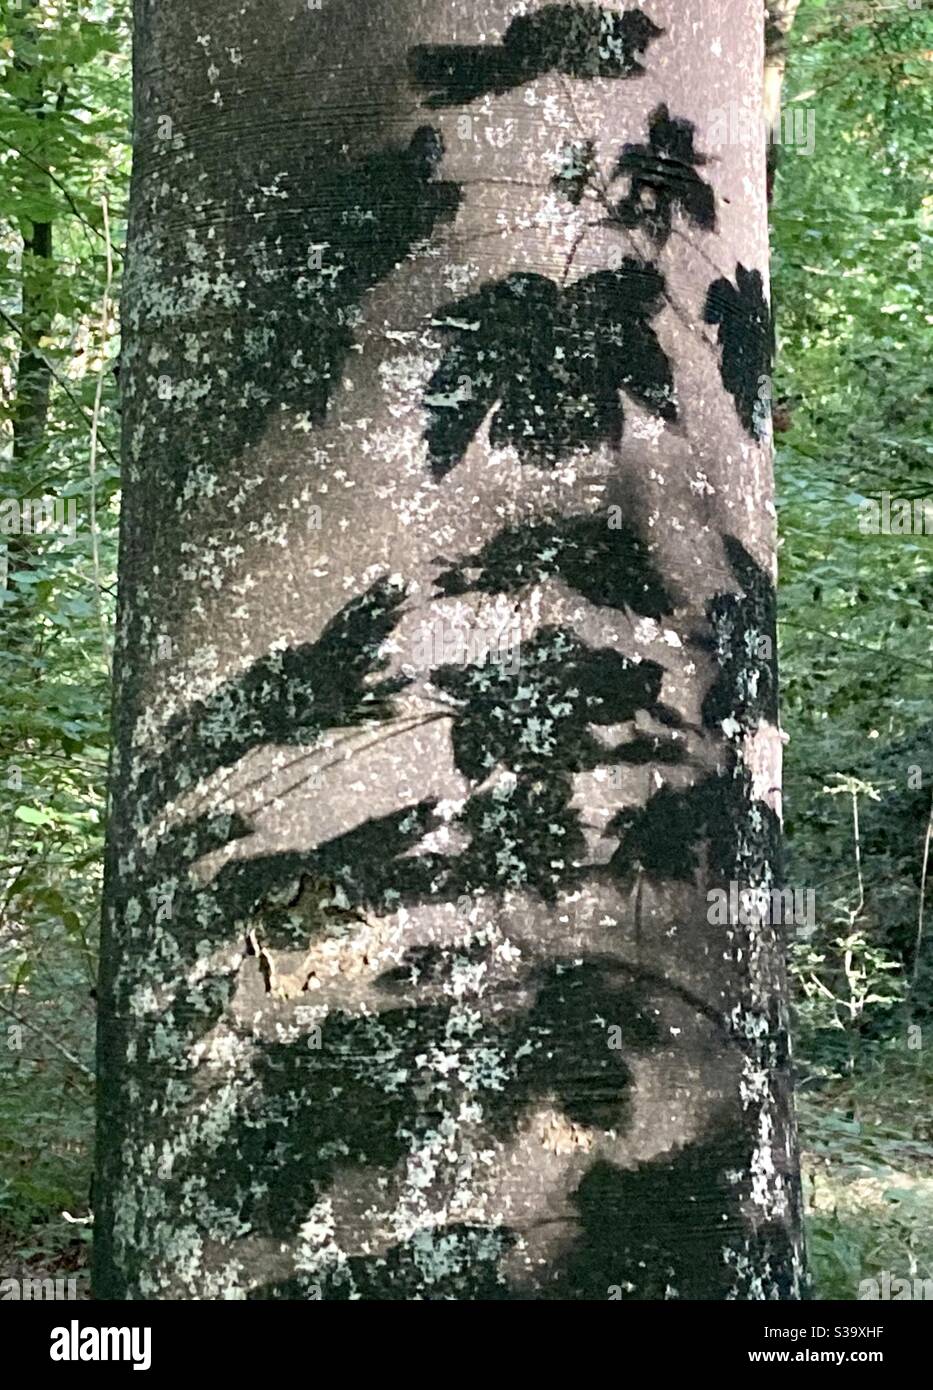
<box><xmin>432</xmin><ymin>507</ymin><xmax>677</xmax><ymax>619</ymax></box>
<box><xmin>421</xmin><ymin>261</ymin><xmax>676</xmax><ymax>478</ymax></box>
<box><xmin>139</xmin><ymin>126</ymin><xmax>461</xmax><ymax>487</ymax></box>
<box><xmin>408</xmin><ymin>5</ymin><xmax>663</xmax><ymax>108</ymax></box>
<box><xmin>605</xmin><ymin>103</ymin><xmax>716</xmax><ymax>248</ymax></box>
<box><xmin>101</xmin><ymin>504</ymin><xmax>786</xmax><ymax>1295</ymax></box>
<box><xmin>704</xmin><ymin>264</ymin><xmax>774</xmax><ymax>442</ymax></box>
<box><xmin>134</xmin><ymin>576</ymin><xmax>412</xmax><ymax>815</ymax></box>
<box><xmin>549</xmin><ymin>1124</ymin><xmax>800</xmax><ymax>1300</ymax></box>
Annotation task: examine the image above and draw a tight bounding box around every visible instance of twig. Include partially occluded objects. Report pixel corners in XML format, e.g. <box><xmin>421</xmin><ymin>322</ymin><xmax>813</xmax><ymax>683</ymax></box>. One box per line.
<box><xmin>88</xmin><ymin>191</ymin><xmax>114</xmax><ymax>667</ymax></box>
<box><xmin>0</xmin><ymin>306</ymin><xmax>119</xmax><ymax>466</ymax></box>
<box><xmin>779</xmin><ymin>619</ymin><xmax>933</xmax><ymax>676</ymax></box>
<box><xmin>0</xmin><ymin>130</ymin><xmax>122</xmax><ymax>258</ymax></box>
<box><xmin>850</xmin><ymin>789</ymin><xmax>865</xmax><ymax>926</ymax></box>
<box><xmin>0</xmin><ymin>996</ymin><xmax>94</xmax><ymax>1081</ymax></box>
<box><xmin>910</xmin><ymin>789</ymin><xmax>933</xmax><ymax>997</ymax></box>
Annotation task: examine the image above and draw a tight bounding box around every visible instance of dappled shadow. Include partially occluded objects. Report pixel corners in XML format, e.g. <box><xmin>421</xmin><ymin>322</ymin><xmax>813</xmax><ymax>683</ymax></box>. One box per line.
<box><xmin>435</xmin><ymin>625</ymin><xmax>675</xmax><ymax>778</ymax></box>
<box><xmin>551</xmin><ymin>138</ymin><xmax>598</xmax><ymax>206</ymax></box>
<box><xmin>243</xmin><ymin>1114</ymin><xmax>789</xmax><ymax>1300</ymax></box>
<box><xmin>94</xmin><ymin>0</ymin><xmax>803</xmax><ymax>1295</ymax></box>
<box><xmin>607</xmin><ymin>103</ymin><xmax>716</xmax><ymax>247</ymax></box>
<box><xmin>704</xmin><ymin>264</ymin><xmax>774</xmax><ymax>441</ymax></box>
<box><xmin>144</xmin><ymin>126</ymin><xmax>461</xmax><ymax>486</ymax></box>
<box><xmin>137</xmin><ymin>577</ymin><xmax>411</xmax><ymax>812</ymax></box>
<box><xmin>250</xmin><ymin>1223</ymin><xmax>519</xmax><ymax>1301</ymax></box>
<box><xmin>104</xmin><ymin>31</ymin><xmax>788</xmax><ymax>1285</ymax></box>
<box><xmin>98</xmin><ymin>527</ymin><xmax>789</xmax><ymax>1297</ymax></box>
<box><xmin>409</xmin><ymin>4</ymin><xmax>662</xmax><ymax>108</ymax></box>
<box><xmin>433</xmin><ymin>508</ymin><xmax>675</xmax><ymax>618</ymax></box>
<box><xmin>699</xmin><ymin>535</ymin><xmax>779</xmax><ymax>731</ymax></box>
<box><xmin>551</xmin><ymin>1122</ymin><xmax>798</xmax><ymax>1300</ymax></box>
<box><xmin>195</xmin><ymin>956</ymin><xmax>661</xmax><ymax>1252</ymax></box>
<box><xmin>423</xmin><ymin>261</ymin><xmax>676</xmax><ymax>476</ymax></box>
<box><xmin>609</xmin><ymin>771</ymin><xmax>741</xmax><ymax>884</ymax></box>
<box><xmin>606</xmin><ymin>535</ymin><xmax>781</xmax><ymax>888</ymax></box>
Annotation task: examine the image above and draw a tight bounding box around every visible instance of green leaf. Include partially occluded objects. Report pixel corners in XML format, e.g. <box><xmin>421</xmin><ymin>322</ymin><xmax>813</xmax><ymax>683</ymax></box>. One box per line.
<box><xmin>13</xmin><ymin>805</ymin><xmax>53</xmax><ymax>827</ymax></box>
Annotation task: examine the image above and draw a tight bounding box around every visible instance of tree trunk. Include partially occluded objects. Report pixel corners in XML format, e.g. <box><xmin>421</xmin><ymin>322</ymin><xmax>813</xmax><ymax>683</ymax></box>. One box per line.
<box><xmin>764</xmin><ymin>0</ymin><xmax>802</xmax><ymax>199</ymax></box>
<box><xmin>1</xmin><ymin>0</ymin><xmax>55</xmax><ymax>632</ymax></box>
<box><xmin>95</xmin><ymin>0</ymin><xmax>806</xmax><ymax>1300</ymax></box>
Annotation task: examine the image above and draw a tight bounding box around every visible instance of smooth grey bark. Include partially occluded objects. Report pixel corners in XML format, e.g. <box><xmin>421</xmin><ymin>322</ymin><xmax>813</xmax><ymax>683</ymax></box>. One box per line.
<box><xmin>95</xmin><ymin>0</ymin><xmax>806</xmax><ymax>1299</ymax></box>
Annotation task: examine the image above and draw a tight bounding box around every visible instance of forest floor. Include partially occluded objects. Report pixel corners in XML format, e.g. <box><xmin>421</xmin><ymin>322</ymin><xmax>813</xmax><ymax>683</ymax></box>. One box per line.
<box><xmin>801</xmin><ymin>1048</ymin><xmax>933</xmax><ymax>1299</ymax></box>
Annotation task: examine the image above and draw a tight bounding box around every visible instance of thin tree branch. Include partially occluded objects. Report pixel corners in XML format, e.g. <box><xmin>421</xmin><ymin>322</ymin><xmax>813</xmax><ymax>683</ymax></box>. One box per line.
<box><xmin>0</xmin><ymin>130</ymin><xmax>124</xmax><ymax>258</ymax></box>
<box><xmin>88</xmin><ymin>191</ymin><xmax>114</xmax><ymax>665</ymax></box>
<box><xmin>0</xmin><ymin>306</ymin><xmax>119</xmax><ymax>467</ymax></box>
<box><xmin>910</xmin><ymin>789</ymin><xmax>933</xmax><ymax>998</ymax></box>
<box><xmin>0</xmin><ymin>995</ymin><xmax>94</xmax><ymax>1081</ymax></box>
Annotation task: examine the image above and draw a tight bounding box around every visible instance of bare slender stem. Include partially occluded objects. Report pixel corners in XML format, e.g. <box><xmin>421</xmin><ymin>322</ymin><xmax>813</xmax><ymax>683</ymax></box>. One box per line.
<box><xmin>850</xmin><ymin>790</ymin><xmax>865</xmax><ymax>924</ymax></box>
<box><xmin>910</xmin><ymin>789</ymin><xmax>933</xmax><ymax>996</ymax></box>
<box><xmin>0</xmin><ymin>996</ymin><xmax>94</xmax><ymax>1081</ymax></box>
<box><xmin>88</xmin><ymin>192</ymin><xmax>114</xmax><ymax>667</ymax></box>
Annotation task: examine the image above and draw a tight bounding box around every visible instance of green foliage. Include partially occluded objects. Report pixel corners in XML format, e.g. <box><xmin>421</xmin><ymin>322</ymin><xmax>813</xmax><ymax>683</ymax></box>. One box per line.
<box><xmin>0</xmin><ymin>0</ymin><xmax>128</xmax><ymax>1280</ymax></box>
<box><xmin>776</xmin><ymin>0</ymin><xmax>933</xmax><ymax>773</ymax></box>
<box><xmin>775</xmin><ymin>0</ymin><xmax>933</xmax><ymax>1301</ymax></box>
<box><xmin>777</xmin><ymin>1</ymin><xmax>933</xmax><ymax>1067</ymax></box>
